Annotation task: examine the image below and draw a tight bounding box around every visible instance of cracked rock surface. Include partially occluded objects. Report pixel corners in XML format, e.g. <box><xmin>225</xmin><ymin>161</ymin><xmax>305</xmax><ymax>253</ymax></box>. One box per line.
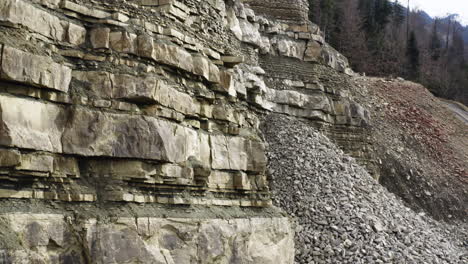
<box><xmin>261</xmin><ymin>114</ymin><xmax>468</xmax><ymax>263</ymax></box>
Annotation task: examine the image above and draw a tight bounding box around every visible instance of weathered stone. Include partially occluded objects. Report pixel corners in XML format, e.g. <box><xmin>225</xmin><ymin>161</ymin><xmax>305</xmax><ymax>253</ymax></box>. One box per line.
<box><xmin>215</xmin><ymin>71</ymin><xmax>237</xmax><ymax>96</ymax></box>
<box><xmin>226</xmin><ymin>7</ymin><xmax>243</xmax><ymax>40</ymax></box>
<box><xmin>210</xmin><ymin>135</ymin><xmax>255</xmax><ymax>171</ymax></box>
<box><xmin>34</xmin><ymin>0</ymin><xmax>61</xmax><ymax>9</ymax></box>
<box><xmin>1</xmin><ymin>214</ymin><xmax>70</xmax><ymax>249</ymax></box>
<box><xmin>192</xmin><ymin>55</ymin><xmax>220</xmax><ymax>83</ymax></box>
<box><xmin>321</xmin><ymin>43</ymin><xmax>350</xmax><ymax>73</ymax></box>
<box><xmin>246</xmin><ymin>141</ymin><xmax>267</xmax><ymax>172</ymax></box>
<box><xmin>266</xmin><ymin>88</ymin><xmax>332</xmax><ymax>113</ymax></box>
<box><xmin>212</xmin><ymin>104</ymin><xmax>236</xmax><ymax>123</ymax></box>
<box><xmin>72</xmin><ymin>71</ymin><xmax>113</xmax><ymax>98</ymax></box>
<box><xmin>61</xmin><ymin>0</ymin><xmax>110</xmax><ymax>19</ymax></box>
<box><xmin>53</xmin><ymin>156</ymin><xmax>80</xmax><ymax>177</ymax></box>
<box><xmin>109</xmin><ymin>31</ymin><xmax>137</xmax><ymax>54</ymax></box>
<box><xmin>16</xmin><ymin>153</ymin><xmax>54</xmax><ymax>173</ymax></box>
<box><xmin>156</xmin><ymin>3</ymin><xmax>188</xmax><ymax>21</ymax></box>
<box><xmin>152</xmin><ymin>42</ymin><xmax>193</xmax><ymax>72</ymax></box>
<box><xmin>112</xmin><ymin>75</ymin><xmax>160</xmax><ymax>103</ymax></box>
<box><xmin>210</xmin><ymin>135</ymin><xmax>230</xmax><ymax>170</ymax></box>
<box><xmin>83</xmin><ymin>216</ymin><xmax>293</xmax><ymax>264</ymax></box>
<box><xmin>304</xmin><ymin>41</ymin><xmax>322</xmax><ymax>62</ymax></box>
<box><xmin>137</xmin><ymin>34</ymin><xmax>154</xmax><ymax>57</ymax></box>
<box><xmin>163</xmin><ymin>28</ymin><xmax>185</xmax><ymax>41</ymax></box>
<box><xmin>0</xmin><ymin>0</ymin><xmax>85</xmax><ymax>44</ymax></box>
<box><xmin>207</xmin><ymin>170</ymin><xmax>234</xmax><ymax>189</ymax></box>
<box><xmin>66</xmin><ymin>22</ymin><xmax>87</xmax><ymax>46</ymax></box>
<box><xmin>0</xmin><ymin>95</ymin><xmax>65</xmax><ymax>152</ymax></box>
<box><xmin>93</xmin><ymin>99</ymin><xmax>112</xmax><ymax>108</ymax></box>
<box><xmin>0</xmin><ymin>148</ymin><xmax>21</xmax><ymax>167</ymax></box>
<box><xmin>203</xmin><ymin>48</ymin><xmax>221</xmax><ymax>60</ymax></box>
<box><xmin>90</xmin><ymin>27</ymin><xmax>111</xmax><ymax>49</ymax></box>
<box><xmin>233</xmin><ymin>171</ymin><xmax>251</xmax><ymax>190</ymax></box>
<box><xmin>86</xmin><ymin>160</ymin><xmax>157</xmax><ymax>179</ymax></box>
<box><xmin>0</xmin><ymin>0</ymin><xmax>65</xmax><ymax>40</ymax></box>
<box><xmin>62</xmin><ymin>108</ymin><xmax>209</xmax><ymax>165</ymax></box>
<box><xmin>157</xmin><ymin>163</ymin><xmax>194</xmax><ymax>183</ymax></box>
<box><xmin>192</xmin><ymin>55</ymin><xmax>210</xmax><ymax>80</ymax></box>
<box><xmin>221</xmin><ymin>55</ymin><xmax>244</xmax><ymax>66</ymax></box>
<box><xmin>62</xmin><ymin>108</ymin><xmax>164</xmax><ymax>160</ymax></box>
<box><xmin>152</xmin><ymin>81</ymin><xmax>200</xmax><ymax>115</ymax></box>
<box><xmin>274</xmin><ymin>37</ymin><xmax>307</xmax><ymax>59</ymax></box>
<box><xmin>239</xmin><ymin>19</ymin><xmax>262</xmax><ymax>47</ymax></box>
<box><xmin>1</xmin><ymin>46</ymin><xmax>72</xmax><ymax>92</ymax></box>
<box><xmin>208</xmin><ymin>61</ymin><xmax>221</xmax><ymax>84</ymax></box>
<box><xmin>138</xmin><ymin>0</ymin><xmax>164</xmax><ymax>6</ymax></box>
<box><xmin>114</xmin><ymin>76</ymin><xmax>201</xmax><ymax>115</ymax></box>
<box><xmin>112</xmin><ymin>12</ymin><xmax>130</xmax><ymax>23</ymax></box>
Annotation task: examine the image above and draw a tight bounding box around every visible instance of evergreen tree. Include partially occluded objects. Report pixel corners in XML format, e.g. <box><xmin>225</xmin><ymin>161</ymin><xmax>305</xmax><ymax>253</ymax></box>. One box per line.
<box><xmin>319</xmin><ymin>0</ymin><xmax>336</xmax><ymax>40</ymax></box>
<box><xmin>359</xmin><ymin>0</ymin><xmax>393</xmax><ymax>36</ymax></box>
<box><xmin>329</xmin><ymin>0</ymin><xmax>345</xmax><ymax>50</ymax></box>
<box><xmin>429</xmin><ymin>19</ymin><xmax>442</xmax><ymax>60</ymax></box>
<box><xmin>406</xmin><ymin>31</ymin><xmax>420</xmax><ymax>79</ymax></box>
<box><xmin>308</xmin><ymin>0</ymin><xmax>318</xmax><ymax>24</ymax></box>
<box><xmin>392</xmin><ymin>0</ymin><xmax>405</xmax><ymax>27</ymax></box>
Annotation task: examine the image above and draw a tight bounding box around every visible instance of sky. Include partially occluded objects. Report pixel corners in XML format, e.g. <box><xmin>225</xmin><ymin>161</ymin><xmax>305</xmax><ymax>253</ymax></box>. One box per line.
<box><xmin>409</xmin><ymin>0</ymin><xmax>468</xmax><ymax>26</ymax></box>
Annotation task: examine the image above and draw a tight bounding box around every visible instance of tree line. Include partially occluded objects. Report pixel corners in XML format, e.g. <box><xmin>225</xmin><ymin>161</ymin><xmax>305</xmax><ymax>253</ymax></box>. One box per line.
<box><xmin>308</xmin><ymin>0</ymin><xmax>468</xmax><ymax>104</ymax></box>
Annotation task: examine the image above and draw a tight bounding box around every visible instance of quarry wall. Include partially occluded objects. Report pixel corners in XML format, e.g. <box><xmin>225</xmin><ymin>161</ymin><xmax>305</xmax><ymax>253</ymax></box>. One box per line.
<box><xmin>0</xmin><ymin>0</ymin><xmax>375</xmax><ymax>262</ymax></box>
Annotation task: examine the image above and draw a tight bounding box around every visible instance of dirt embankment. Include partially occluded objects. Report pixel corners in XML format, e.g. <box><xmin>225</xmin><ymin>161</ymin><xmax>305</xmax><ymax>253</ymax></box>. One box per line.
<box><xmin>351</xmin><ymin>77</ymin><xmax>468</xmax><ymax>221</ymax></box>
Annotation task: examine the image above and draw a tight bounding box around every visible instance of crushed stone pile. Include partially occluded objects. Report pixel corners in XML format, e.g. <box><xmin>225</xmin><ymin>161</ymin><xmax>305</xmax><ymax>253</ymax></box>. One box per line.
<box><xmin>261</xmin><ymin>114</ymin><xmax>467</xmax><ymax>264</ymax></box>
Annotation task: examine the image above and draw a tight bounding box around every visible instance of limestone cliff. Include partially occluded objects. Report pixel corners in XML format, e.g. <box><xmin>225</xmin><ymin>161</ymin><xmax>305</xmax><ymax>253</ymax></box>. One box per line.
<box><xmin>0</xmin><ymin>0</ymin><xmax>403</xmax><ymax>263</ymax></box>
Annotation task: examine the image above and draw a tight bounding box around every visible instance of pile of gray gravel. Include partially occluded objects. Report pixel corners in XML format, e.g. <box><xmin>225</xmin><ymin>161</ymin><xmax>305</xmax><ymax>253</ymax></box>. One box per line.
<box><xmin>261</xmin><ymin>114</ymin><xmax>467</xmax><ymax>264</ymax></box>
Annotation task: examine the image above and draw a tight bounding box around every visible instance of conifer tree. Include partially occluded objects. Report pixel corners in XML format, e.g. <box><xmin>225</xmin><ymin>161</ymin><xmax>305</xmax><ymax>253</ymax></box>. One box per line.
<box><xmin>406</xmin><ymin>31</ymin><xmax>420</xmax><ymax>79</ymax></box>
<box><xmin>392</xmin><ymin>0</ymin><xmax>405</xmax><ymax>27</ymax></box>
<box><xmin>429</xmin><ymin>19</ymin><xmax>442</xmax><ymax>60</ymax></box>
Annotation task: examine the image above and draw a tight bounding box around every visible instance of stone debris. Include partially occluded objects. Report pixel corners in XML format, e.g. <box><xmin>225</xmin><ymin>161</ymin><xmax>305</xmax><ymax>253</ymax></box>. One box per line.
<box><xmin>262</xmin><ymin>114</ymin><xmax>468</xmax><ymax>263</ymax></box>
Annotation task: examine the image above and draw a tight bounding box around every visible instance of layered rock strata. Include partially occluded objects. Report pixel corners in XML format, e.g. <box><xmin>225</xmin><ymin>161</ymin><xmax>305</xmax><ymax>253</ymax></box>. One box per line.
<box><xmin>0</xmin><ymin>0</ymin><xmax>370</xmax><ymax>210</ymax></box>
<box><xmin>0</xmin><ymin>0</ymin><xmax>375</xmax><ymax>262</ymax></box>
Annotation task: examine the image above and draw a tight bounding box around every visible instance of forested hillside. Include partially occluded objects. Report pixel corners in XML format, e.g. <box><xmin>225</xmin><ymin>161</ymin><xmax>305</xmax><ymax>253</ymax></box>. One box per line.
<box><xmin>309</xmin><ymin>0</ymin><xmax>468</xmax><ymax>104</ymax></box>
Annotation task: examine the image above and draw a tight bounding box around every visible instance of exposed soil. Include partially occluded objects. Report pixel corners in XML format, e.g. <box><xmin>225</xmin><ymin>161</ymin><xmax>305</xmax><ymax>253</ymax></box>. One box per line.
<box><xmin>350</xmin><ymin>77</ymin><xmax>468</xmax><ymax>221</ymax></box>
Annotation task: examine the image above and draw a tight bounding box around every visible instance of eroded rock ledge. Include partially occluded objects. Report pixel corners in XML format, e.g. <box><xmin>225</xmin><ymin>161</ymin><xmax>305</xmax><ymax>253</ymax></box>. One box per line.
<box><xmin>0</xmin><ymin>0</ymin><xmax>375</xmax><ymax>262</ymax></box>
<box><xmin>0</xmin><ymin>201</ymin><xmax>293</xmax><ymax>263</ymax></box>
<box><xmin>0</xmin><ymin>0</ymin><xmax>371</xmax><ymax>207</ymax></box>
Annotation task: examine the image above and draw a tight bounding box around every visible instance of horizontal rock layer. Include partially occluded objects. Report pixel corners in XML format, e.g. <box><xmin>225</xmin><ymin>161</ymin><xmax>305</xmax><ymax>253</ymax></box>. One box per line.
<box><xmin>0</xmin><ymin>0</ymin><xmax>378</xmax><ymax>262</ymax></box>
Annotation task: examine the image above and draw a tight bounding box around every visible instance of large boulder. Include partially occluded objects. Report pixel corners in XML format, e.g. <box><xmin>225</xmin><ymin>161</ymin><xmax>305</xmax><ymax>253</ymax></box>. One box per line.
<box><xmin>1</xmin><ymin>46</ymin><xmax>72</xmax><ymax>92</ymax></box>
<box><xmin>62</xmin><ymin>108</ymin><xmax>210</xmax><ymax>166</ymax></box>
<box><xmin>0</xmin><ymin>95</ymin><xmax>66</xmax><ymax>152</ymax></box>
<box><xmin>0</xmin><ymin>0</ymin><xmax>85</xmax><ymax>44</ymax></box>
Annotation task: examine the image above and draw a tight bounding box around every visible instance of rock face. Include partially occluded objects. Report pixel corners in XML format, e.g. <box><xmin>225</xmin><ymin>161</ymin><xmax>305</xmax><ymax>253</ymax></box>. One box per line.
<box><xmin>0</xmin><ymin>0</ymin><xmax>369</xmax><ymax>206</ymax></box>
<box><xmin>0</xmin><ymin>0</ymin><xmax>414</xmax><ymax>262</ymax></box>
<box><xmin>0</xmin><ymin>213</ymin><xmax>293</xmax><ymax>264</ymax></box>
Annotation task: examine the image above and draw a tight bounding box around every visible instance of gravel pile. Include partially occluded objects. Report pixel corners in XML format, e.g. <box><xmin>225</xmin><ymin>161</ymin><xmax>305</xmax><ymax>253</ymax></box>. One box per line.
<box><xmin>261</xmin><ymin>114</ymin><xmax>467</xmax><ymax>264</ymax></box>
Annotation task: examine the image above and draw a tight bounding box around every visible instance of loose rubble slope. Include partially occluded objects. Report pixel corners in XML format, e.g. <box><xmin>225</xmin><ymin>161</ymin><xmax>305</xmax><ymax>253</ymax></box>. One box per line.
<box><xmin>350</xmin><ymin>77</ymin><xmax>468</xmax><ymax>221</ymax></box>
<box><xmin>262</xmin><ymin>114</ymin><xmax>467</xmax><ymax>264</ymax></box>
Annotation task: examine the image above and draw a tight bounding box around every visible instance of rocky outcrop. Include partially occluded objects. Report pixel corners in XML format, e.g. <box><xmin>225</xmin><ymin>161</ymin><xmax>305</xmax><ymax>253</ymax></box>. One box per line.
<box><xmin>0</xmin><ymin>0</ymin><xmax>372</xmax><ymax>208</ymax></box>
<box><xmin>0</xmin><ymin>212</ymin><xmax>293</xmax><ymax>264</ymax></box>
<box><xmin>0</xmin><ymin>0</ymin><xmax>388</xmax><ymax>262</ymax></box>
